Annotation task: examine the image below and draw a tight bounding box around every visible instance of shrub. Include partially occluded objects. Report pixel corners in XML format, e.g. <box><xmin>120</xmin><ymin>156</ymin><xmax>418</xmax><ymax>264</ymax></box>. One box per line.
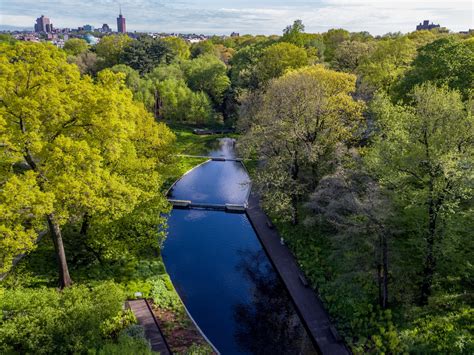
<box><xmin>0</xmin><ymin>282</ymin><xmax>125</xmax><ymax>354</ymax></box>
<box><xmin>150</xmin><ymin>275</ymin><xmax>183</xmax><ymax>312</ymax></box>
<box><xmin>97</xmin><ymin>333</ymin><xmax>153</xmax><ymax>355</ymax></box>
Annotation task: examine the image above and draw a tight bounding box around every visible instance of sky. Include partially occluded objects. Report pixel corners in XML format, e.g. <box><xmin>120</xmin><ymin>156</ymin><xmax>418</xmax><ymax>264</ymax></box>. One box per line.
<box><xmin>0</xmin><ymin>0</ymin><xmax>473</xmax><ymax>35</ymax></box>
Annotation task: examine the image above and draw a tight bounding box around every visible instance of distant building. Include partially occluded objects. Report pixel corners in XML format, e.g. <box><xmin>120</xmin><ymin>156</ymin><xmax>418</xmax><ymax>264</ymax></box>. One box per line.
<box><xmin>83</xmin><ymin>24</ymin><xmax>94</xmax><ymax>32</ymax></box>
<box><xmin>416</xmin><ymin>20</ymin><xmax>440</xmax><ymax>31</ymax></box>
<box><xmin>34</xmin><ymin>15</ymin><xmax>53</xmax><ymax>33</ymax></box>
<box><xmin>101</xmin><ymin>24</ymin><xmax>111</xmax><ymax>32</ymax></box>
<box><xmin>230</xmin><ymin>32</ymin><xmax>240</xmax><ymax>37</ymax></box>
<box><xmin>84</xmin><ymin>33</ymin><xmax>99</xmax><ymax>45</ymax></box>
<box><xmin>117</xmin><ymin>9</ymin><xmax>126</xmax><ymax>33</ymax></box>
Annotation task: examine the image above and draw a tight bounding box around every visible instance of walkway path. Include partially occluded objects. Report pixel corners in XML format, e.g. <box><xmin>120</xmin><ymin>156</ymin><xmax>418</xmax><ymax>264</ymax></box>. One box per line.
<box><xmin>127</xmin><ymin>299</ymin><xmax>171</xmax><ymax>354</ymax></box>
<box><xmin>246</xmin><ymin>192</ymin><xmax>350</xmax><ymax>355</ymax></box>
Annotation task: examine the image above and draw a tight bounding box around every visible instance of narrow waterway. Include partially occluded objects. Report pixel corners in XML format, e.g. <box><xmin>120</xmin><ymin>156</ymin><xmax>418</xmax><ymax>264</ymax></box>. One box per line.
<box><xmin>163</xmin><ymin>139</ymin><xmax>316</xmax><ymax>354</ymax></box>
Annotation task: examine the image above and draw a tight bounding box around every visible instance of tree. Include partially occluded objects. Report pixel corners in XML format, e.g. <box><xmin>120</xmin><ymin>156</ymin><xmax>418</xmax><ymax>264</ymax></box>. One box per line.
<box><xmin>332</xmin><ymin>40</ymin><xmax>373</xmax><ymax>73</ymax></box>
<box><xmin>323</xmin><ymin>29</ymin><xmax>351</xmax><ymax>62</ymax></box>
<box><xmin>119</xmin><ymin>36</ymin><xmax>174</xmax><ymax>74</ymax></box>
<box><xmin>357</xmin><ymin>37</ymin><xmax>416</xmax><ymax>95</ymax></box>
<box><xmin>306</xmin><ymin>150</ymin><xmax>393</xmax><ymax>309</ymax></box>
<box><xmin>63</xmin><ymin>38</ymin><xmax>88</xmax><ymax>56</ymax></box>
<box><xmin>239</xmin><ymin>66</ymin><xmax>364</xmax><ymax>224</ymax></box>
<box><xmin>190</xmin><ymin>40</ymin><xmax>217</xmax><ymax>58</ymax></box>
<box><xmin>73</xmin><ymin>51</ymin><xmax>98</xmax><ymax>75</ymax></box>
<box><xmin>0</xmin><ymin>34</ymin><xmax>16</xmax><ymax>44</ymax></box>
<box><xmin>397</xmin><ymin>37</ymin><xmax>474</xmax><ymax>100</ymax></box>
<box><xmin>255</xmin><ymin>42</ymin><xmax>309</xmax><ymax>86</ymax></box>
<box><xmin>282</xmin><ymin>20</ymin><xmax>306</xmax><ymax>47</ymax></box>
<box><xmin>110</xmin><ymin>64</ymin><xmax>142</xmax><ymax>93</ymax></box>
<box><xmin>0</xmin><ymin>42</ymin><xmax>175</xmax><ymax>287</ymax></box>
<box><xmin>162</xmin><ymin>36</ymin><xmax>191</xmax><ymax>60</ymax></box>
<box><xmin>214</xmin><ymin>44</ymin><xmax>236</xmax><ymax>65</ymax></box>
<box><xmin>154</xmin><ymin>79</ymin><xmax>212</xmax><ymax>123</ymax></box>
<box><xmin>365</xmin><ymin>84</ymin><xmax>474</xmax><ymax>305</ymax></box>
<box><xmin>183</xmin><ymin>54</ymin><xmax>231</xmax><ymax>107</ymax></box>
<box><xmin>229</xmin><ymin>43</ymin><xmax>267</xmax><ymax>90</ymax></box>
<box><xmin>95</xmin><ymin>34</ymin><xmax>132</xmax><ymax>68</ymax></box>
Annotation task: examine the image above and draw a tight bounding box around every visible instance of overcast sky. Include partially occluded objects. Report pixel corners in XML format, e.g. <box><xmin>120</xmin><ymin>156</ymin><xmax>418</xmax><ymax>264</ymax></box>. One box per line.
<box><xmin>1</xmin><ymin>0</ymin><xmax>473</xmax><ymax>35</ymax></box>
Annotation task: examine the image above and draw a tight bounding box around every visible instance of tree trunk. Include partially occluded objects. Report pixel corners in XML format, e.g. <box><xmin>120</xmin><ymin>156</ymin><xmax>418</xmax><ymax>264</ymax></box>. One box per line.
<box><xmin>290</xmin><ymin>153</ymin><xmax>299</xmax><ymax>226</ymax></box>
<box><xmin>154</xmin><ymin>89</ymin><xmax>163</xmax><ymax>119</ymax></box>
<box><xmin>291</xmin><ymin>193</ymin><xmax>299</xmax><ymax>225</ymax></box>
<box><xmin>47</xmin><ymin>214</ymin><xmax>72</xmax><ymax>289</ymax></box>
<box><xmin>381</xmin><ymin>232</ymin><xmax>389</xmax><ymax>309</ymax></box>
<box><xmin>420</xmin><ymin>198</ymin><xmax>437</xmax><ymax>305</ymax></box>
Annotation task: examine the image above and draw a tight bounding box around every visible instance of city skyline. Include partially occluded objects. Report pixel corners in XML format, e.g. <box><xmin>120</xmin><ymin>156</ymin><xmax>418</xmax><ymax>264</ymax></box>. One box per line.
<box><xmin>1</xmin><ymin>0</ymin><xmax>473</xmax><ymax>35</ymax></box>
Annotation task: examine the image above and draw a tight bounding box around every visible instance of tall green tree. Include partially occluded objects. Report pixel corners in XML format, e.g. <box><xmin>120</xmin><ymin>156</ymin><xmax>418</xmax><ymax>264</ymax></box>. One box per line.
<box><xmin>0</xmin><ymin>42</ymin><xmax>175</xmax><ymax>287</ymax></box>
<box><xmin>162</xmin><ymin>36</ymin><xmax>191</xmax><ymax>60</ymax></box>
<box><xmin>95</xmin><ymin>34</ymin><xmax>132</xmax><ymax>68</ymax></box>
<box><xmin>366</xmin><ymin>84</ymin><xmax>474</xmax><ymax>305</ymax></box>
<box><xmin>240</xmin><ymin>66</ymin><xmax>364</xmax><ymax>224</ymax></box>
<box><xmin>282</xmin><ymin>20</ymin><xmax>306</xmax><ymax>47</ymax></box>
<box><xmin>190</xmin><ymin>40</ymin><xmax>217</xmax><ymax>58</ymax></box>
<box><xmin>323</xmin><ymin>29</ymin><xmax>351</xmax><ymax>62</ymax></box>
<box><xmin>398</xmin><ymin>37</ymin><xmax>474</xmax><ymax>100</ymax></box>
<box><xmin>332</xmin><ymin>40</ymin><xmax>373</xmax><ymax>73</ymax></box>
<box><xmin>255</xmin><ymin>42</ymin><xmax>309</xmax><ymax>86</ymax></box>
<box><xmin>119</xmin><ymin>36</ymin><xmax>174</xmax><ymax>74</ymax></box>
<box><xmin>183</xmin><ymin>54</ymin><xmax>231</xmax><ymax>107</ymax></box>
<box><xmin>63</xmin><ymin>38</ymin><xmax>89</xmax><ymax>56</ymax></box>
<box><xmin>357</xmin><ymin>37</ymin><xmax>416</xmax><ymax>94</ymax></box>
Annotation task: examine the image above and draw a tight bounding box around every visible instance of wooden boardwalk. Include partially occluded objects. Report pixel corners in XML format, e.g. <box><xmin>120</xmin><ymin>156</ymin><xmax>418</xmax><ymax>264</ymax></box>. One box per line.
<box><xmin>246</xmin><ymin>192</ymin><xmax>350</xmax><ymax>355</ymax></box>
<box><xmin>127</xmin><ymin>299</ymin><xmax>171</xmax><ymax>354</ymax></box>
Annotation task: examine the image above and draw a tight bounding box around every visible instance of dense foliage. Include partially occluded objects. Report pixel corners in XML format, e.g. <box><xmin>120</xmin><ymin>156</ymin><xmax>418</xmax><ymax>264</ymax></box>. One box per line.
<box><xmin>236</xmin><ymin>22</ymin><xmax>473</xmax><ymax>354</ymax></box>
<box><xmin>0</xmin><ymin>283</ymin><xmax>138</xmax><ymax>354</ymax></box>
<box><xmin>1</xmin><ymin>20</ymin><xmax>473</xmax><ymax>354</ymax></box>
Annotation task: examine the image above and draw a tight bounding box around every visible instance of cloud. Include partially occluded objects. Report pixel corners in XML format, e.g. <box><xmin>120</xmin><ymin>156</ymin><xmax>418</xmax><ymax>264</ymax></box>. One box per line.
<box><xmin>0</xmin><ymin>0</ymin><xmax>472</xmax><ymax>34</ymax></box>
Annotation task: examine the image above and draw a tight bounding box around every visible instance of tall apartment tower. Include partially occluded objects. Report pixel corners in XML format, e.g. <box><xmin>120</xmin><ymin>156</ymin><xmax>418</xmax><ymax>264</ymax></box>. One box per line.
<box><xmin>34</xmin><ymin>15</ymin><xmax>53</xmax><ymax>33</ymax></box>
<box><xmin>117</xmin><ymin>7</ymin><xmax>126</xmax><ymax>33</ymax></box>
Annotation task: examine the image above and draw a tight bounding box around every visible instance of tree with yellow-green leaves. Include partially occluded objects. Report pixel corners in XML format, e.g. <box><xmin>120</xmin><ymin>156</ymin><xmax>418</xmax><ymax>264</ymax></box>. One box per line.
<box><xmin>95</xmin><ymin>34</ymin><xmax>133</xmax><ymax>68</ymax></box>
<box><xmin>162</xmin><ymin>36</ymin><xmax>191</xmax><ymax>60</ymax></box>
<box><xmin>239</xmin><ymin>65</ymin><xmax>365</xmax><ymax>224</ymax></box>
<box><xmin>0</xmin><ymin>42</ymin><xmax>175</xmax><ymax>288</ymax></box>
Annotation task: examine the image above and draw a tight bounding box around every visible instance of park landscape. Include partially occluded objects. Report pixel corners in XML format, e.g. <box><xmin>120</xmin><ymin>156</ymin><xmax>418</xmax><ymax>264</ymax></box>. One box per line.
<box><xmin>0</xmin><ymin>18</ymin><xmax>473</xmax><ymax>355</ymax></box>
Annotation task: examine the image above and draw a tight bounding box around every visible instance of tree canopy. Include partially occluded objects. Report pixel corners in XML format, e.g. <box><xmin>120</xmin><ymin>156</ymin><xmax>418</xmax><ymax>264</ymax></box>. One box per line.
<box><xmin>0</xmin><ymin>42</ymin><xmax>175</xmax><ymax>285</ymax></box>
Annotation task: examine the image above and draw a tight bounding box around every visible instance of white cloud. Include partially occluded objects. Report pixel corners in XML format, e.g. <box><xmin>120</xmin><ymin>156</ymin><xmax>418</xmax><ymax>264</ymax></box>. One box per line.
<box><xmin>0</xmin><ymin>0</ymin><xmax>472</xmax><ymax>34</ymax></box>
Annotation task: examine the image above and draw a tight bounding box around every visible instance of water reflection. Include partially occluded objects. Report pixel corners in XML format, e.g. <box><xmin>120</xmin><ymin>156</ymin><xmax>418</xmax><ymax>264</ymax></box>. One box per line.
<box><xmin>208</xmin><ymin>137</ymin><xmax>237</xmax><ymax>158</ymax></box>
<box><xmin>234</xmin><ymin>249</ymin><xmax>316</xmax><ymax>355</ymax></box>
<box><xmin>168</xmin><ymin>160</ymin><xmax>250</xmax><ymax>205</ymax></box>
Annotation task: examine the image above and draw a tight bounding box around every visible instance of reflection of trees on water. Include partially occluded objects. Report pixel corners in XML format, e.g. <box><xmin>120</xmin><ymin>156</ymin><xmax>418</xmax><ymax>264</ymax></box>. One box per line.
<box><xmin>234</xmin><ymin>249</ymin><xmax>317</xmax><ymax>354</ymax></box>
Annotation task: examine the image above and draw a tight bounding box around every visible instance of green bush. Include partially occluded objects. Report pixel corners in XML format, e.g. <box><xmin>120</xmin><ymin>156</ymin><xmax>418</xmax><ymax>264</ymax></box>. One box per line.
<box><xmin>401</xmin><ymin>307</ymin><xmax>473</xmax><ymax>354</ymax></box>
<box><xmin>186</xmin><ymin>343</ymin><xmax>214</xmax><ymax>355</ymax></box>
<box><xmin>150</xmin><ymin>275</ymin><xmax>183</xmax><ymax>312</ymax></box>
<box><xmin>0</xmin><ymin>282</ymin><xmax>125</xmax><ymax>354</ymax></box>
<box><xmin>97</xmin><ymin>333</ymin><xmax>154</xmax><ymax>355</ymax></box>
<box><xmin>101</xmin><ymin>309</ymin><xmax>137</xmax><ymax>339</ymax></box>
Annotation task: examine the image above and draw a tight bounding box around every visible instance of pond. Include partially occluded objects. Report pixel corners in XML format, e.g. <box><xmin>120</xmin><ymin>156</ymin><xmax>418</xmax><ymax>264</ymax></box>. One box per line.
<box><xmin>162</xmin><ymin>138</ymin><xmax>316</xmax><ymax>354</ymax></box>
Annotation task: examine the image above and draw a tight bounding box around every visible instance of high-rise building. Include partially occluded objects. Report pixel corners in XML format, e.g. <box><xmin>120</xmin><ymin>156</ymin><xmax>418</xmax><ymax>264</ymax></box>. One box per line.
<box><xmin>117</xmin><ymin>8</ymin><xmax>126</xmax><ymax>33</ymax></box>
<box><xmin>34</xmin><ymin>15</ymin><xmax>53</xmax><ymax>33</ymax></box>
<box><xmin>83</xmin><ymin>24</ymin><xmax>94</xmax><ymax>32</ymax></box>
<box><xmin>416</xmin><ymin>20</ymin><xmax>440</xmax><ymax>31</ymax></box>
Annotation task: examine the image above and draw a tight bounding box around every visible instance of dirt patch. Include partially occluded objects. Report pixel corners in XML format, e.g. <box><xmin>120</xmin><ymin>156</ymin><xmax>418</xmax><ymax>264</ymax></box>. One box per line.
<box><xmin>151</xmin><ymin>302</ymin><xmax>215</xmax><ymax>354</ymax></box>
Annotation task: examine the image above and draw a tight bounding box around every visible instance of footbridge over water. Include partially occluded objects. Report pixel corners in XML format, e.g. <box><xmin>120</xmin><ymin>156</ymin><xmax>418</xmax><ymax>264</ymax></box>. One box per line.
<box><xmin>168</xmin><ymin>199</ymin><xmax>247</xmax><ymax>212</ymax></box>
<box><xmin>176</xmin><ymin>154</ymin><xmax>245</xmax><ymax>162</ymax></box>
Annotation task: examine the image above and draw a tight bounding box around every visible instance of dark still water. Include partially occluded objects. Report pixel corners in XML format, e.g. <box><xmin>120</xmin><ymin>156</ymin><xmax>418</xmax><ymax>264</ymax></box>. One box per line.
<box><xmin>163</xmin><ymin>139</ymin><xmax>316</xmax><ymax>354</ymax></box>
<box><xmin>168</xmin><ymin>160</ymin><xmax>250</xmax><ymax>205</ymax></box>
